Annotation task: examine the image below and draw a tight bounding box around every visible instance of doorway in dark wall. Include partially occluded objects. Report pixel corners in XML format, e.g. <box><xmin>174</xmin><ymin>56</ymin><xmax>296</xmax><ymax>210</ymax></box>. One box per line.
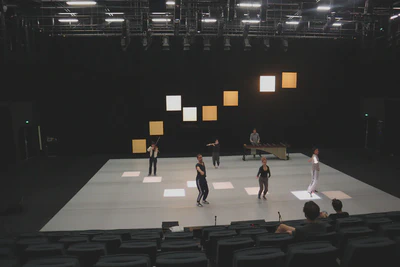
<box><xmin>18</xmin><ymin>126</ymin><xmax>36</xmax><ymax>160</ymax></box>
<box><xmin>0</xmin><ymin>107</ymin><xmax>16</xmax><ymax>171</ymax></box>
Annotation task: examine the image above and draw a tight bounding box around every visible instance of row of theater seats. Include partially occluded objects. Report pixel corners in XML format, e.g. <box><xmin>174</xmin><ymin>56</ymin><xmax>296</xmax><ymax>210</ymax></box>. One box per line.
<box><xmin>1</xmin><ymin>211</ymin><xmax>400</xmax><ymax>267</ymax></box>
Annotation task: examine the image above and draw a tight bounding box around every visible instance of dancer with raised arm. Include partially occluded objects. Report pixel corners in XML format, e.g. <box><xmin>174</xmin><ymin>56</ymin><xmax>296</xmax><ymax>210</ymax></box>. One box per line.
<box><xmin>206</xmin><ymin>139</ymin><xmax>220</xmax><ymax>168</ymax></box>
<box><xmin>307</xmin><ymin>147</ymin><xmax>320</xmax><ymax>197</ymax></box>
<box><xmin>147</xmin><ymin>141</ymin><xmax>159</xmax><ymax>176</ymax></box>
<box><xmin>196</xmin><ymin>154</ymin><xmax>209</xmax><ymax>207</ymax></box>
<box><xmin>256</xmin><ymin>156</ymin><xmax>271</xmax><ymax>200</ymax></box>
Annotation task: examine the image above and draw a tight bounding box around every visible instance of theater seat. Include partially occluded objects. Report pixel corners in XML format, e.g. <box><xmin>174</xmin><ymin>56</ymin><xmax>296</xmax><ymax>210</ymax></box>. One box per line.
<box><xmin>340</xmin><ymin>237</ymin><xmax>396</xmax><ymax>267</ymax></box>
<box><xmin>255</xmin><ymin>233</ymin><xmax>293</xmax><ymax>252</ymax></box>
<box><xmin>207</xmin><ymin>230</ymin><xmax>237</xmax><ymax>261</ymax></box>
<box><xmin>379</xmin><ymin>222</ymin><xmax>400</xmax><ymax>239</ymax></box>
<box><xmin>227</xmin><ymin>224</ymin><xmax>254</xmax><ymax>234</ymax></box>
<box><xmin>118</xmin><ymin>241</ymin><xmax>157</xmax><ymax>266</ymax></box>
<box><xmin>94</xmin><ymin>254</ymin><xmax>150</xmax><ymax>267</ymax></box>
<box><xmin>109</xmin><ymin>230</ymin><xmax>131</xmax><ymax>241</ymax></box>
<box><xmin>386</xmin><ymin>211</ymin><xmax>400</xmax><ymax>222</ymax></box>
<box><xmin>335</xmin><ymin>217</ymin><xmax>365</xmax><ymax>231</ymax></box>
<box><xmin>23</xmin><ymin>256</ymin><xmax>79</xmax><ymax>267</ymax></box>
<box><xmin>155</xmin><ymin>251</ymin><xmax>208</xmax><ymax>267</ymax></box>
<box><xmin>365</xmin><ymin>217</ymin><xmax>392</xmax><ymax>231</ymax></box>
<box><xmin>232</xmin><ymin>247</ymin><xmax>285</xmax><ymax>267</ymax></box>
<box><xmin>164</xmin><ymin>232</ymin><xmax>193</xmax><ymax>240</ymax></box>
<box><xmin>285</xmin><ymin>241</ymin><xmax>338</xmax><ymax>267</ymax></box>
<box><xmin>44</xmin><ymin>232</ymin><xmax>71</xmax><ymax>242</ymax></box>
<box><xmin>24</xmin><ymin>243</ymin><xmax>65</xmax><ymax>261</ymax></box>
<box><xmin>79</xmin><ymin>231</ymin><xmax>104</xmax><ymax>241</ymax></box>
<box><xmin>92</xmin><ymin>235</ymin><xmax>122</xmax><ymax>254</ymax></box>
<box><xmin>216</xmin><ymin>236</ymin><xmax>255</xmax><ymax>267</ymax></box>
<box><xmin>130</xmin><ymin>233</ymin><xmax>161</xmax><ymax>249</ymax></box>
<box><xmin>305</xmin><ymin>231</ymin><xmax>337</xmax><ymax>245</ymax></box>
<box><xmin>200</xmin><ymin>226</ymin><xmax>226</xmax><ymax>246</ymax></box>
<box><xmin>67</xmin><ymin>242</ymin><xmax>106</xmax><ymax>267</ymax></box>
<box><xmin>131</xmin><ymin>229</ymin><xmax>163</xmax><ymax>239</ymax></box>
<box><xmin>337</xmin><ymin>226</ymin><xmax>375</xmax><ymax>258</ymax></box>
<box><xmin>364</xmin><ymin>213</ymin><xmax>387</xmax><ymax>219</ymax></box>
<box><xmin>16</xmin><ymin>238</ymin><xmax>49</xmax><ymax>257</ymax></box>
<box><xmin>59</xmin><ymin>236</ymin><xmax>89</xmax><ymax>249</ymax></box>
<box><xmin>0</xmin><ymin>259</ymin><xmax>19</xmax><ymax>267</ymax></box>
<box><xmin>239</xmin><ymin>229</ymin><xmax>267</xmax><ymax>241</ymax></box>
<box><xmin>0</xmin><ymin>247</ymin><xmax>14</xmax><ymax>259</ymax></box>
<box><xmin>161</xmin><ymin>240</ymin><xmax>200</xmax><ymax>252</ymax></box>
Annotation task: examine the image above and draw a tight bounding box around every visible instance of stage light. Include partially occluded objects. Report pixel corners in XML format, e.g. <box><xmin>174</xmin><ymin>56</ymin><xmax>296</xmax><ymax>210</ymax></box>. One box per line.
<box><xmin>390</xmin><ymin>14</ymin><xmax>399</xmax><ymax>20</ymax></box>
<box><xmin>202</xmin><ymin>106</ymin><xmax>218</xmax><ymax>121</ymax></box>
<box><xmin>202</xmin><ymin>18</ymin><xmax>217</xmax><ymax>23</ymax></box>
<box><xmin>132</xmin><ymin>139</ymin><xmax>146</xmax><ymax>153</ymax></box>
<box><xmin>166</xmin><ymin>95</ymin><xmax>182</xmax><ymax>111</ymax></box>
<box><xmin>183</xmin><ymin>107</ymin><xmax>197</xmax><ymax>122</ymax></box>
<box><xmin>58</xmin><ymin>13</ymin><xmax>77</xmax><ymax>16</ymax></box>
<box><xmin>224</xmin><ymin>37</ymin><xmax>231</xmax><ymax>51</ymax></box>
<box><xmin>152</xmin><ymin>18</ymin><xmax>171</xmax><ymax>22</ymax></box>
<box><xmin>105</xmin><ymin>18</ymin><xmax>124</xmax><ymax>22</ymax></box>
<box><xmin>332</xmin><ymin>23</ymin><xmax>342</xmax><ymax>26</ymax></box>
<box><xmin>166</xmin><ymin>1</ymin><xmax>175</xmax><ymax>5</ymax></box>
<box><xmin>223</xmin><ymin>91</ymin><xmax>239</xmax><ymax>106</ymax></box>
<box><xmin>59</xmin><ymin>19</ymin><xmax>78</xmax><ymax>22</ymax></box>
<box><xmin>260</xmin><ymin>76</ymin><xmax>275</xmax><ymax>92</ymax></box>
<box><xmin>282</xmin><ymin>72</ymin><xmax>297</xmax><ymax>89</ymax></box>
<box><xmin>149</xmin><ymin>121</ymin><xmax>164</xmax><ymax>136</ymax></box>
<box><xmin>237</xmin><ymin>3</ymin><xmax>261</xmax><ymax>8</ymax></box>
<box><xmin>106</xmin><ymin>12</ymin><xmax>124</xmax><ymax>16</ymax></box>
<box><xmin>242</xmin><ymin>19</ymin><xmax>260</xmax><ymax>24</ymax></box>
<box><xmin>162</xmin><ymin>36</ymin><xmax>170</xmax><ymax>51</ymax></box>
<box><xmin>244</xmin><ymin>38</ymin><xmax>251</xmax><ymax>51</ymax></box>
<box><xmin>286</xmin><ymin>21</ymin><xmax>299</xmax><ymax>25</ymax></box>
<box><xmin>317</xmin><ymin>6</ymin><xmax>330</xmax><ymax>11</ymax></box>
<box><xmin>66</xmin><ymin>1</ymin><xmax>96</xmax><ymax>6</ymax></box>
<box><xmin>203</xmin><ymin>38</ymin><xmax>211</xmax><ymax>51</ymax></box>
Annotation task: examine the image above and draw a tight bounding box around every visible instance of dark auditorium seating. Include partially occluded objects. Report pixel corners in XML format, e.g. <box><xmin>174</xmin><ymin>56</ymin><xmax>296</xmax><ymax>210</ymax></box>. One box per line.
<box><xmin>364</xmin><ymin>213</ymin><xmax>387</xmax><ymax>219</ymax></box>
<box><xmin>23</xmin><ymin>256</ymin><xmax>80</xmax><ymax>267</ymax></box>
<box><xmin>161</xmin><ymin>240</ymin><xmax>200</xmax><ymax>252</ymax></box>
<box><xmin>340</xmin><ymin>236</ymin><xmax>396</xmax><ymax>267</ymax></box>
<box><xmin>386</xmin><ymin>211</ymin><xmax>400</xmax><ymax>222</ymax></box>
<box><xmin>207</xmin><ymin>230</ymin><xmax>237</xmax><ymax>261</ymax></box>
<box><xmin>67</xmin><ymin>242</ymin><xmax>106</xmax><ymax>267</ymax></box>
<box><xmin>227</xmin><ymin>224</ymin><xmax>254</xmax><ymax>234</ymax></box>
<box><xmin>285</xmin><ymin>241</ymin><xmax>338</xmax><ymax>267</ymax></box>
<box><xmin>164</xmin><ymin>232</ymin><xmax>193</xmax><ymax>240</ymax></box>
<box><xmin>59</xmin><ymin>236</ymin><xmax>89</xmax><ymax>249</ymax></box>
<box><xmin>200</xmin><ymin>226</ymin><xmax>226</xmax><ymax>245</ymax></box>
<box><xmin>18</xmin><ymin>233</ymin><xmax>44</xmax><ymax>239</ymax></box>
<box><xmin>232</xmin><ymin>247</ymin><xmax>285</xmax><ymax>267</ymax></box>
<box><xmin>335</xmin><ymin>217</ymin><xmax>365</xmax><ymax>230</ymax></box>
<box><xmin>230</xmin><ymin>220</ymin><xmax>265</xmax><ymax>226</ymax></box>
<box><xmin>238</xmin><ymin>228</ymin><xmax>267</xmax><ymax>241</ymax></box>
<box><xmin>305</xmin><ymin>231</ymin><xmax>337</xmax><ymax>245</ymax></box>
<box><xmin>16</xmin><ymin>238</ymin><xmax>49</xmax><ymax>256</ymax></box>
<box><xmin>24</xmin><ymin>243</ymin><xmax>65</xmax><ymax>260</ymax></box>
<box><xmin>264</xmin><ymin>221</ymin><xmax>280</xmax><ymax>233</ymax></box>
<box><xmin>130</xmin><ymin>233</ymin><xmax>161</xmax><ymax>249</ymax></box>
<box><xmin>44</xmin><ymin>232</ymin><xmax>71</xmax><ymax>242</ymax></box>
<box><xmin>379</xmin><ymin>222</ymin><xmax>400</xmax><ymax>239</ymax></box>
<box><xmin>118</xmin><ymin>241</ymin><xmax>157</xmax><ymax>266</ymax></box>
<box><xmin>108</xmin><ymin>230</ymin><xmax>131</xmax><ymax>241</ymax></box>
<box><xmin>0</xmin><ymin>259</ymin><xmax>20</xmax><ymax>267</ymax></box>
<box><xmin>255</xmin><ymin>233</ymin><xmax>293</xmax><ymax>252</ymax></box>
<box><xmin>92</xmin><ymin>235</ymin><xmax>122</xmax><ymax>254</ymax></box>
<box><xmin>94</xmin><ymin>254</ymin><xmax>151</xmax><ymax>267</ymax></box>
<box><xmin>79</xmin><ymin>231</ymin><xmax>104</xmax><ymax>241</ymax></box>
<box><xmin>216</xmin><ymin>237</ymin><xmax>255</xmax><ymax>267</ymax></box>
<box><xmin>337</xmin><ymin>226</ymin><xmax>375</xmax><ymax>257</ymax></box>
<box><xmin>155</xmin><ymin>251</ymin><xmax>208</xmax><ymax>267</ymax></box>
<box><xmin>0</xmin><ymin>247</ymin><xmax>14</xmax><ymax>259</ymax></box>
<box><xmin>132</xmin><ymin>229</ymin><xmax>163</xmax><ymax>239</ymax></box>
<box><xmin>365</xmin><ymin>217</ymin><xmax>392</xmax><ymax>231</ymax></box>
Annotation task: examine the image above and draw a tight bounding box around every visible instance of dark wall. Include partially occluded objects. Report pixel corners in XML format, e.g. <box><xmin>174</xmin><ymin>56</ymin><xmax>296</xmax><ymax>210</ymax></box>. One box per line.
<box><xmin>2</xmin><ymin>35</ymin><xmax>399</xmax><ymax>156</ymax></box>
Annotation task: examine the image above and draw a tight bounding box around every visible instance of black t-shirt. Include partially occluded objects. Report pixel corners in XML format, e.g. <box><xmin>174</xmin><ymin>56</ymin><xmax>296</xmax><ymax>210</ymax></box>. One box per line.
<box><xmin>257</xmin><ymin>165</ymin><xmax>271</xmax><ymax>178</ymax></box>
<box><xmin>328</xmin><ymin>212</ymin><xmax>349</xmax><ymax>221</ymax></box>
<box><xmin>213</xmin><ymin>144</ymin><xmax>220</xmax><ymax>153</ymax></box>
<box><xmin>196</xmin><ymin>163</ymin><xmax>206</xmax><ymax>180</ymax></box>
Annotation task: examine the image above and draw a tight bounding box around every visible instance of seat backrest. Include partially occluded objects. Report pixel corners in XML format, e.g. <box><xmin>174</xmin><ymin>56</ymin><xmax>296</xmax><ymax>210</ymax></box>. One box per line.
<box><xmin>23</xmin><ymin>256</ymin><xmax>80</xmax><ymax>267</ymax></box>
<box><xmin>233</xmin><ymin>247</ymin><xmax>285</xmax><ymax>267</ymax></box>
<box><xmin>94</xmin><ymin>254</ymin><xmax>151</xmax><ymax>267</ymax></box>
<box><xmin>285</xmin><ymin>241</ymin><xmax>338</xmax><ymax>267</ymax></box>
<box><xmin>216</xmin><ymin>237</ymin><xmax>255</xmax><ymax>267</ymax></box>
<box><xmin>155</xmin><ymin>251</ymin><xmax>208</xmax><ymax>267</ymax></box>
<box><xmin>161</xmin><ymin>240</ymin><xmax>200</xmax><ymax>253</ymax></box>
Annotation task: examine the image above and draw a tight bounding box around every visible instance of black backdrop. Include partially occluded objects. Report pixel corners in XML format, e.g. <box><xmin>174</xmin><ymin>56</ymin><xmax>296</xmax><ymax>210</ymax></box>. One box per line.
<box><xmin>1</xmin><ymin>35</ymin><xmax>399</xmax><ymax>156</ymax></box>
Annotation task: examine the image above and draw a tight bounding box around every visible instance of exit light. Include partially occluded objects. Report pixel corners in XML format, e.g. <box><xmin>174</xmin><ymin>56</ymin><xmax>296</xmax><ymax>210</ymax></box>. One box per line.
<box><xmin>364</xmin><ymin>113</ymin><xmax>368</xmax><ymax>117</ymax></box>
<box><xmin>25</xmin><ymin>120</ymin><xmax>29</xmax><ymax>124</ymax></box>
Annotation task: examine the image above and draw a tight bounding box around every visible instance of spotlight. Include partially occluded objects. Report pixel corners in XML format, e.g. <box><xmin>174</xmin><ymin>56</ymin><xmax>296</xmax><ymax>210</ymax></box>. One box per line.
<box><xmin>162</xmin><ymin>36</ymin><xmax>169</xmax><ymax>51</ymax></box>
<box><xmin>66</xmin><ymin>1</ymin><xmax>96</xmax><ymax>6</ymax></box>
<box><xmin>183</xmin><ymin>36</ymin><xmax>190</xmax><ymax>51</ymax></box>
<box><xmin>203</xmin><ymin>37</ymin><xmax>211</xmax><ymax>51</ymax></box>
<box><xmin>244</xmin><ymin>38</ymin><xmax>251</xmax><ymax>51</ymax></box>
<box><xmin>263</xmin><ymin>38</ymin><xmax>270</xmax><ymax>51</ymax></box>
<box><xmin>317</xmin><ymin>6</ymin><xmax>331</xmax><ymax>11</ymax></box>
<box><xmin>224</xmin><ymin>37</ymin><xmax>231</xmax><ymax>51</ymax></box>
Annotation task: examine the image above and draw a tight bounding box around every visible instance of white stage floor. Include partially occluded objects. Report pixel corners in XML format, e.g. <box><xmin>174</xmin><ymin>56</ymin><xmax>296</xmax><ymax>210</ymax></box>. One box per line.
<box><xmin>41</xmin><ymin>154</ymin><xmax>400</xmax><ymax>231</ymax></box>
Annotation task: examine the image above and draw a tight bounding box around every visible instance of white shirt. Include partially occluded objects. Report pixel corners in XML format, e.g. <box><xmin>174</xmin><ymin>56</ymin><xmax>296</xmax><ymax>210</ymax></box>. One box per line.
<box><xmin>312</xmin><ymin>154</ymin><xmax>320</xmax><ymax>171</ymax></box>
<box><xmin>147</xmin><ymin>146</ymin><xmax>159</xmax><ymax>158</ymax></box>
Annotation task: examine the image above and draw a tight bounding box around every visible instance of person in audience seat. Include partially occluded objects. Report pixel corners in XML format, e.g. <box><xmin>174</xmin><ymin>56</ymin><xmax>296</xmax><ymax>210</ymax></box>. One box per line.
<box><xmin>328</xmin><ymin>198</ymin><xmax>349</xmax><ymax>220</ymax></box>
<box><xmin>275</xmin><ymin>201</ymin><xmax>327</xmax><ymax>241</ymax></box>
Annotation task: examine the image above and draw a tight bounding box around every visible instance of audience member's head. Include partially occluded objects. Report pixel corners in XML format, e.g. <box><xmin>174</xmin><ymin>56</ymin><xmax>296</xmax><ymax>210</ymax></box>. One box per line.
<box><xmin>303</xmin><ymin>201</ymin><xmax>320</xmax><ymax>221</ymax></box>
<box><xmin>253</xmin><ymin>128</ymin><xmax>257</xmax><ymax>133</ymax></box>
<box><xmin>332</xmin><ymin>198</ymin><xmax>343</xmax><ymax>212</ymax></box>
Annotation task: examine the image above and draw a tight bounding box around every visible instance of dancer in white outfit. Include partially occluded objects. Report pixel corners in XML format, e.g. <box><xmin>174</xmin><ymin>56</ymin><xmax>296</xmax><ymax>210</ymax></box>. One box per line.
<box><xmin>307</xmin><ymin>148</ymin><xmax>320</xmax><ymax>197</ymax></box>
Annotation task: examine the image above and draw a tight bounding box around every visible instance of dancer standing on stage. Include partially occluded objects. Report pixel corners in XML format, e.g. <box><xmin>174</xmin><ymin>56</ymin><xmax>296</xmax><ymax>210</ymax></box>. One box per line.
<box><xmin>196</xmin><ymin>154</ymin><xmax>209</xmax><ymax>207</ymax></box>
<box><xmin>206</xmin><ymin>139</ymin><xmax>220</xmax><ymax>168</ymax></box>
<box><xmin>308</xmin><ymin>147</ymin><xmax>320</xmax><ymax>196</ymax></box>
<box><xmin>147</xmin><ymin>141</ymin><xmax>159</xmax><ymax>176</ymax></box>
<box><xmin>256</xmin><ymin>156</ymin><xmax>271</xmax><ymax>200</ymax></box>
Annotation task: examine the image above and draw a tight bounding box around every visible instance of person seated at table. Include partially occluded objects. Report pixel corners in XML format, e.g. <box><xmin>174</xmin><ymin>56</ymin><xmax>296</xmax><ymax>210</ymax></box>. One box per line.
<box><xmin>275</xmin><ymin>201</ymin><xmax>327</xmax><ymax>241</ymax></box>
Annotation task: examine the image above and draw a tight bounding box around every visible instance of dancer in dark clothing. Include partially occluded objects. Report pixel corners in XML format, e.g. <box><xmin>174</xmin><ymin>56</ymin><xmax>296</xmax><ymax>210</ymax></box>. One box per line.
<box><xmin>196</xmin><ymin>154</ymin><xmax>209</xmax><ymax>207</ymax></box>
<box><xmin>147</xmin><ymin>142</ymin><xmax>159</xmax><ymax>176</ymax></box>
<box><xmin>256</xmin><ymin>156</ymin><xmax>271</xmax><ymax>200</ymax></box>
<box><xmin>206</xmin><ymin>139</ymin><xmax>220</xmax><ymax>168</ymax></box>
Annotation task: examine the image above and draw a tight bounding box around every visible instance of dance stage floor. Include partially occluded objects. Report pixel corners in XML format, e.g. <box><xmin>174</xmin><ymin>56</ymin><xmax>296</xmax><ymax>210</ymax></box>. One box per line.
<box><xmin>41</xmin><ymin>153</ymin><xmax>400</xmax><ymax>231</ymax></box>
